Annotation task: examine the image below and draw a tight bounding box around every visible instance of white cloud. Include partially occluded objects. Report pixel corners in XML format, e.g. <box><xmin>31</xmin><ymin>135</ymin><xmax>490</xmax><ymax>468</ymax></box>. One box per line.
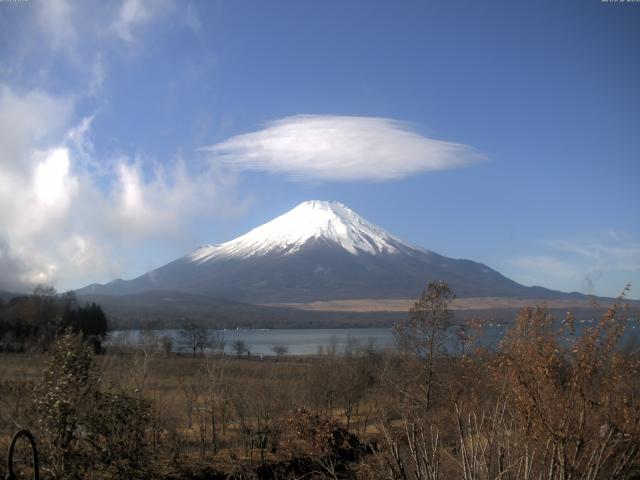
<box><xmin>36</xmin><ymin>0</ymin><xmax>76</xmax><ymax>52</ymax></box>
<box><xmin>111</xmin><ymin>0</ymin><xmax>173</xmax><ymax>43</ymax></box>
<box><xmin>112</xmin><ymin>0</ymin><xmax>151</xmax><ymax>42</ymax></box>
<box><xmin>546</xmin><ymin>240</ymin><xmax>640</xmax><ymax>272</ymax></box>
<box><xmin>0</xmin><ymin>3</ymin><xmax>211</xmax><ymax>292</ymax></box>
<box><xmin>506</xmin><ymin>233</ymin><xmax>640</xmax><ymax>298</ymax></box>
<box><xmin>88</xmin><ymin>54</ymin><xmax>106</xmax><ymax>96</ymax></box>
<box><xmin>105</xmin><ymin>157</ymin><xmax>241</xmax><ymax>241</ymax></box>
<box><xmin>0</xmin><ymin>240</ymin><xmax>28</xmax><ymax>292</ymax></box>
<box><xmin>204</xmin><ymin>115</ymin><xmax>485</xmax><ymax>182</ymax></box>
<box><xmin>0</xmin><ymin>84</ymin><xmax>244</xmax><ymax>292</ymax></box>
<box><xmin>0</xmin><ymin>85</ymin><xmax>73</xmax><ymax>173</ymax></box>
<box><xmin>4</xmin><ymin>0</ymin><xmax>182</xmax><ymax>95</ymax></box>
<box><xmin>509</xmin><ymin>255</ymin><xmax>582</xmax><ymax>290</ymax></box>
<box><xmin>33</xmin><ymin>148</ymin><xmax>78</xmax><ymax>207</ymax></box>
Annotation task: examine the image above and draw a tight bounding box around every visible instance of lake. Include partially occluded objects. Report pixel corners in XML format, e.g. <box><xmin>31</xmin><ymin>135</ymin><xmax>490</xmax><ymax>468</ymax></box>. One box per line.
<box><xmin>109</xmin><ymin>318</ymin><xmax>639</xmax><ymax>356</ymax></box>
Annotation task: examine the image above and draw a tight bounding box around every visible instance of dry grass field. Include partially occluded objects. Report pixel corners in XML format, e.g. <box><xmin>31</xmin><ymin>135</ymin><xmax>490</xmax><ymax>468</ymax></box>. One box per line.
<box><xmin>1</xmin><ymin>347</ymin><xmax>383</xmax><ymax>478</ymax></box>
<box><xmin>263</xmin><ymin>296</ymin><xmax>629</xmax><ymax>312</ymax></box>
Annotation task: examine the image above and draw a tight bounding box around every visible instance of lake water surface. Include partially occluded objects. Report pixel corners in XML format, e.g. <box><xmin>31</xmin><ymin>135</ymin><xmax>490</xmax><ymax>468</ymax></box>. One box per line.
<box><xmin>109</xmin><ymin>319</ymin><xmax>639</xmax><ymax>356</ymax></box>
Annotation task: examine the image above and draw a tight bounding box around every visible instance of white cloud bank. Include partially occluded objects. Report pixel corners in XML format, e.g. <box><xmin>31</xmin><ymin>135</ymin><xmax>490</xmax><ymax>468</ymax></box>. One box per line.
<box><xmin>204</xmin><ymin>115</ymin><xmax>486</xmax><ymax>181</ymax></box>
<box><xmin>0</xmin><ymin>1</ymin><xmax>227</xmax><ymax>292</ymax></box>
<box><xmin>0</xmin><ymin>84</ymin><xmax>243</xmax><ymax>292</ymax></box>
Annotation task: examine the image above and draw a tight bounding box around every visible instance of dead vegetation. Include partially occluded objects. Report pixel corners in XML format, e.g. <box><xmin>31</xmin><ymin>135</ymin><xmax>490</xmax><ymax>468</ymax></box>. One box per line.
<box><xmin>0</xmin><ymin>284</ymin><xmax>638</xmax><ymax>479</ymax></box>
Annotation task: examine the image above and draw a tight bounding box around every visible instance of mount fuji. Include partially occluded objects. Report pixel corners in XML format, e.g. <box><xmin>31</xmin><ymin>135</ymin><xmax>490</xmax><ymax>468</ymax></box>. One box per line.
<box><xmin>78</xmin><ymin>200</ymin><xmax>581</xmax><ymax>304</ymax></box>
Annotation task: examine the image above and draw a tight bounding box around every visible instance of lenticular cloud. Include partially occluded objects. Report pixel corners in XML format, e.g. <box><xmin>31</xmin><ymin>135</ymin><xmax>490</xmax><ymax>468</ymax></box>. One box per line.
<box><xmin>205</xmin><ymin>115</ymin><xmax>485</xmax><ymax>181</ymax></box>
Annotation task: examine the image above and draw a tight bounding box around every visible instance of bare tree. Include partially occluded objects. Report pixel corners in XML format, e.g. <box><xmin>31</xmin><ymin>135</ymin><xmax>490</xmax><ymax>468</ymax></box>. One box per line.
<box><xmin>271</xmin><ymin>344</ymin><xmax>288</xmax><ymax>360</ymax></box>
<box><xmin>456</xmin><ymin>324</ymin><xmax>469</xmax><ymax>356</ymax></box>
<box><xmin>179</xmin><ymin>375</ymin><xmax>197</xmax><ymax>429</ymax></box>
<box><xmin>232</xmin><ymin>339</ymin><xmax>249</xmax><ymax>357</ymax></box>
<box><xmin>338</xmin><ymin>352</ymin><xmax>371</xmax><ymax>430</ymax></box>
<box><xmin>180</xmin><ymin>323</ymin><xmax>210</xmax><ymax>357</ymax></box>
<box><xmin>127</xmin><ymin>330</ymin><xmax>160</xmax><ymax>394</ymax></box>
<box><xmin>160</xmin><ymin>335</ymin><xmax>173</xmax><ymax>358</ymax></box>
<box><xmin>393</xmin><ymin>280</ymin><xmax>453</xmax><ymax>410</ymax></box>
<box><xmin>203</xmin><ymin>349</ymin><xmax>229</xmax><ymax>453</ymax></box>
<box><xmin>211</xmin><ymin>331</ymin><xmax>226</xmax><ymax>356</ymax></box>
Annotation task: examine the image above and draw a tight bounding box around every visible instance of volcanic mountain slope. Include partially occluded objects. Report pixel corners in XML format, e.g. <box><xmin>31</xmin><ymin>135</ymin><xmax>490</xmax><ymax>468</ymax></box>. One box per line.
<box><xmin>78</xmin><ymin>200</ymin><xmax>583</xmax><ymax>303</ymax></box>
<box><xmin>0</xmin><ymin>290</ymin><xmax>22</xmax><ymax>301</ymax></box>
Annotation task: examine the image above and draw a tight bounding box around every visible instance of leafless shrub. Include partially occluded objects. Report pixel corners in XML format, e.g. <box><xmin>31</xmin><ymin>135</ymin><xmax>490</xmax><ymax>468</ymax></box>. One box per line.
<box><xmin>272</xmin><ymin>344</ymin><xmax>289</xmax><ymax>360</ymax></box>
<box><xmin>497</xmin><ymin>286</ymin><xmax>640</xmax><ymax>479</ymax></box>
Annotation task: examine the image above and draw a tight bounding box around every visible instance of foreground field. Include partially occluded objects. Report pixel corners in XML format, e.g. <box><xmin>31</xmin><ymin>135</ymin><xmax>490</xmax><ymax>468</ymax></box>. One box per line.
<box><xmin>1</xmin><ymin>291</ymin><xmax>639</xmax><ymax>479</ymax></box>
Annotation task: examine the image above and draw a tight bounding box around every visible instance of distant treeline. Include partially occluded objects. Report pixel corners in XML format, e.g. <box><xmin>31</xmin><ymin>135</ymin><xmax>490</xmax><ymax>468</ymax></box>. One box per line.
<box><xmin>0</xmin><ymin>286</ymin><xmax>107</xmax><ymax>353</ymax></box>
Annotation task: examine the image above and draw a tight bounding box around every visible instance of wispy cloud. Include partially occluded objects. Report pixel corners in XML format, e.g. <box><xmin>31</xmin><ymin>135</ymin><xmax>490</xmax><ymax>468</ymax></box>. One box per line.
<box><xmin>111</xmin><ymin>0</ymin><xmax>173</xmax><ymax>43</ymax></box>
<box><xmin>508</xmin><ymin>255</ymin><xmax>583</xmax><ymax>294</ymax></box>
<box><xmin>87</xmin><ymin>53</ymin><xmax>106</xmax><ymax>97</ymax></box>
<box><xmin>507</xmin><ymin>233</ymin><xmax>640</xmax><ymax>297</ymax></box>
<box><xmin>545</xmin><ymin>239</ymin><xmax>640</xmax><ymax>272</ymax></box>
<box><xmin>36</xmin><ymin>0</ymin><xmax>77</xmax><ymax>52</ymax></box>
<box><xmin>204</xmin><ymin>115</ymin><xmax>486</xmax><ymax>182</ymax></box>
<box><xmin>4</xmin><ymin>0</ymin><xmax>185</xmax><ymax>91</ymax></box>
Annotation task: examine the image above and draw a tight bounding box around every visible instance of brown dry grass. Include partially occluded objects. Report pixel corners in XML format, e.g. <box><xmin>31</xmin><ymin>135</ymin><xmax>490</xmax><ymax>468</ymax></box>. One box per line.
<box><xmin>1</xmin><ymin>296</ymin><xmax>638</xmax><ymax>479</ymax></box>
<box><xmin>261</xmin><ymin>297</ymin><xmax>625</xmax><ymax>312</ymax></box>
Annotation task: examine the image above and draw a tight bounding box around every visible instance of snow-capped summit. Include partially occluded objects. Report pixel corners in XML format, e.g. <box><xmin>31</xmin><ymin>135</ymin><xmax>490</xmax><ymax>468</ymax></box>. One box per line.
<box><xmin>189</xmin><ymin>200</ymin><xmax>415</xmax><ymax>263</ymax></box>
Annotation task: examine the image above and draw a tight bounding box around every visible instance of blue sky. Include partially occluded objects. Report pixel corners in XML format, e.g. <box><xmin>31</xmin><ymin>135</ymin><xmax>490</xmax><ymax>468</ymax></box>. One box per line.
<box><xmin>0</xmin><ymin>0</ymin><xmax>638</xmax><ymax>298</ymax></box>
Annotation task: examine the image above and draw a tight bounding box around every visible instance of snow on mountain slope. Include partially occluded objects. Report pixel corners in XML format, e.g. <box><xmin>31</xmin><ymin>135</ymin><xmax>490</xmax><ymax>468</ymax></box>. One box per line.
<box><xmin>189</xmin><ymin>200</ymin><xmax>422</xmax><ymax>262</ymax></box>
